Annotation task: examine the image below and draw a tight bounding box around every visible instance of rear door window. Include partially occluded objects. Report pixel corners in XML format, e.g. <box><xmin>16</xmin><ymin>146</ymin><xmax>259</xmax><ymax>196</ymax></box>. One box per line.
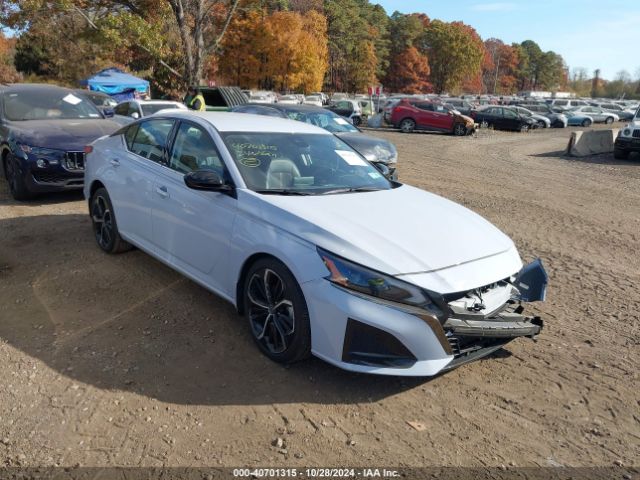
<box><xmin>130</xmin><ymin>119</ymin><xmax>175</xmax><ymax>164</ymax></box>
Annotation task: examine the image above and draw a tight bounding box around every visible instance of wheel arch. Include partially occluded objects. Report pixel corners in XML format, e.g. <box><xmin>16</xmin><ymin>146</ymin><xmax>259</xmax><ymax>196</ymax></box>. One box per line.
<box><xmin>235</xmin><ymin>252</ymin><xmax>282</xmax><ymax>314</ymax></box>
<box><xmin>87</xmin><ymin>180</ymin><xmax>106</xmax><ymax>207</ymax></box>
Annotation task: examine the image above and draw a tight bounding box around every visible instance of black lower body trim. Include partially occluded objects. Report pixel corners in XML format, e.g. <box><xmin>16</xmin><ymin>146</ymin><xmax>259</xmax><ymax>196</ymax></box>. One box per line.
<box><xmin>342</xmin><ymin>318</ymin><xmax>417</xmax><ymax>369</ymax></box>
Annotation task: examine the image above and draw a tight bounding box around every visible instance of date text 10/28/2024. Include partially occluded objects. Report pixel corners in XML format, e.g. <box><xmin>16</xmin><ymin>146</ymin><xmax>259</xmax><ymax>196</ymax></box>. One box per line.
<box><xmin>233</xmin><ymin>468</ymin><xmax>400</xmax><ymax>478</ymax></box>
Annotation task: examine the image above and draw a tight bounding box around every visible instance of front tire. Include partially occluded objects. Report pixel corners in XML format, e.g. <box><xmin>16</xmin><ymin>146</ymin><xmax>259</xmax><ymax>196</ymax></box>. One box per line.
<box><xmin>243</xmin><ymin>258</ymin><xmax>311</xmax><ymax>364</ymax></box>
<box><xmin>400</xmin><ymin>118</ymin><xmax>416</xmax><ymax>133</ymax></box>
<box><xmin>519</xmin><ymin>124</ymin><xmax>530</xmax><ymax>133</ymax></box>
<box><xmin>4</xmin><ymin>153</ymin><xmax>32</xmax><ymax>201</ymax></box>
<box><xmin>90</xmin><ymin>187</ymin><xmax>132</xmax><ymax>254</ymax></box>
<box><xmin>582</xmin><ymin>119</ymin><xmax>592</xmax><ymax>127</ymax></box>
<box><xmin>453</xmin><ymin>123</ymin><xmax>467</xmax><ymax>136</ymax></box>
<box><xmin>605</xmin><ymin>117</ymin><xmax>614</xmax><ymax>125</ymax></box>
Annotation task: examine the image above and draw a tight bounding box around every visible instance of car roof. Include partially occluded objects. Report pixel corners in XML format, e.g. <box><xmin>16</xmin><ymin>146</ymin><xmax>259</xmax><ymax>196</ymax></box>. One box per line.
<box><xmin>238</xmin><ymin>102</ymin><xmax>330</xmax><ymax>114</ymax></box>
<box><xmin>0</xmin><ymin>83</ymin><xmax>73</xmax><ymax>94</ymax></box>
<box><xmin>159</xmin><ymin>111</ymin><xmax>331</xmax><ymax>134</ymax></box>
<box><xmin>137</xmin><ymin>100</ymin><xmax>183</xmax><ymax>105</ymax></box>
<box><xmin>75</xmin><ymin>89</ymin><xmax>111</xmax><ymax>97</ymax></box>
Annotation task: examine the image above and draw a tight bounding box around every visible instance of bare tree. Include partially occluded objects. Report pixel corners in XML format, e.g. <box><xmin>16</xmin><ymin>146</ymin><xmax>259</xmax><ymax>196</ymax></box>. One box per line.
<box><xmin>166</xmin><ymin>0</ymin><xmax>240</xmax><ymax>86</ymax></box>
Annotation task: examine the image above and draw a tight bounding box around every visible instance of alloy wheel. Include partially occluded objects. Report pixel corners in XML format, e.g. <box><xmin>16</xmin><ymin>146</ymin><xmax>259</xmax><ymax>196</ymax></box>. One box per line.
<box><xmin>247</xmin><ymin>268</ymin><xmax>295</xmax><ymax>354</ymax></box>
<box><xmin>400</xmin><ymin>119</ymin><xmax>415</xmax><ymax>133</ymax></box>
<box><xmin>91</xmin><ymin>194</ymin><xmax>114</xmax><ymax>250</ymax></box>
<box><xmin>453</xmin><ymin>124</ymin><xmax>466</xmax><ymax>136</ymax></box>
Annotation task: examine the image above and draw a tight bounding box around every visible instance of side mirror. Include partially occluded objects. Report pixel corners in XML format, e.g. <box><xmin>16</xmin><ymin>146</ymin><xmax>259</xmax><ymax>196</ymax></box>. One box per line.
<box><xmin>103</xmin><ymin>108</ymin><xmax>115</xmax><ymax>118</ymax></box>
<box><xmin>373</xmin><ymin>162</ymin><xmax>390</xmax><ymax>178</ymax></box>
<box><xmin>184</xmin><ymin>170</ymin><xmax>233</xmax><ymax>192</ymax></box>
<box><xmin>130</xmin><ymin>111</ymin><xmax>140</xmax><ymax>119</ymax></box>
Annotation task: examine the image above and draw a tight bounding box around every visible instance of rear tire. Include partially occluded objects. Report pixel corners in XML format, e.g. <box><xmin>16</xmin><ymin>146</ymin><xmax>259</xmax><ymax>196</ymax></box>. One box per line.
<box><xmin>90</xmin><ymin>187</ymin><xmax>132</xmax><ymax>254</ymax></box>
<box><xmin>613</xmin><ymin>148</ymin><xmax>629</xmax><ymax>160</ymax></box>
<box><xmin>400</xmin><ymin>118</ymin><xmax>416</xmax><ymax>133</ymax></box>
<box><xmin>4</xmin><ymin>153</ymin><xmax>33</xmax><ymax>201</ymax></box>
<box><xmin>352</xmin><ymin>116</ymin><xmax>362</xmax><ymax>127</ymax></box>
<box><xmin>243</xmin><ymin>258</ymin><xmax>311</xmax><ymax>364</ymax></box>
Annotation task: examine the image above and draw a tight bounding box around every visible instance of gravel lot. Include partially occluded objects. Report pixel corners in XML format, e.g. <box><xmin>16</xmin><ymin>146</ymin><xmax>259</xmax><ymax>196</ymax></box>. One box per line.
<box><xmin>0</xmin><ymin>126</ymin><xmax>638</xmax><ymax>469</ymax></box>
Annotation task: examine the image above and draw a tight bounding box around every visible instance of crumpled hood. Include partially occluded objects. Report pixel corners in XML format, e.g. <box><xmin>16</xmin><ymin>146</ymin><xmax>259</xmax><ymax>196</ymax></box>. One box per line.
<box><xmin>250</xmin><ymin>184</ymin><xmax>516</xmax><ymax>277</ymax></box>
<box><xmin>335</xmin><ymin>132</ymin><xmax>397</xmax><ymax>164</ymax></box>
<box><xmin>9</xmin><ymin>119</ymin><xmax>121</xmax><ymax>151</ymax></box>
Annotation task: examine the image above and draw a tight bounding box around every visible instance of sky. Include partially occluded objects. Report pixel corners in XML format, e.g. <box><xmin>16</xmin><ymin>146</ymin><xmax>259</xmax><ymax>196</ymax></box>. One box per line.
<box><xmin>375</xmin><ymin>0</ymin><xmax>640</xmax><ymax>81</ymax></box>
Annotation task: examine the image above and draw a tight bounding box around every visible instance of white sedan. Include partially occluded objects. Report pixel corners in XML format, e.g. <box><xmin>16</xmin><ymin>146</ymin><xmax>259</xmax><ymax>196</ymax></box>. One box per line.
<box><xmin>83</xmin><ymin>112</ymin><xmax>547</xmax><ymax>376</ymax></box>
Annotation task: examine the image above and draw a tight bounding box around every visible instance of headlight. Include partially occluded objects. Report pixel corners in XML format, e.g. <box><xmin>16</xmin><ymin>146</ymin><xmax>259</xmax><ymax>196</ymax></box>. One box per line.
<box><xmin>317</xmin><ymin>248</ymin><xmax>447</xmax><ymax>320</ymax></box>
<box><xmin>17</xmin><ymin>144</ymin><xmax>63</xmax><ymax>165</ymax></box>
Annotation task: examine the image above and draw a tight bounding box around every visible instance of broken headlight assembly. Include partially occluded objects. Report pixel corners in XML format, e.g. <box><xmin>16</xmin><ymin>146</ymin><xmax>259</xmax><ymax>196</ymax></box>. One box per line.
<box><xmin>317</xmin><ymin>247</ymin><xmax>447</xmax><ymax>321</ymax></box>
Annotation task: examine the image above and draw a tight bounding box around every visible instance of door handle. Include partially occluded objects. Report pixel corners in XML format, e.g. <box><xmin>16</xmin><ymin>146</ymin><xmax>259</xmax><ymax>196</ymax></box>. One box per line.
<box><xmin>110</xmin><ymin>159</ymin><xmax>120</xmax><ymax>167</ymax></box>
<box><xmin>155</xmin><ymin>185</ymin><xmax>169</xmax><ymax>198</ymax></box>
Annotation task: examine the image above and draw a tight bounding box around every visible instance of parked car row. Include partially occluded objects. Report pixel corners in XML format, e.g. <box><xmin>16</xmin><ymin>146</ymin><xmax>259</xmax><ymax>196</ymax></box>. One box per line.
<box><xmin>0</xmin><ymin>83</ymin><xmax>399</xmax><ymax>200</ymax></box>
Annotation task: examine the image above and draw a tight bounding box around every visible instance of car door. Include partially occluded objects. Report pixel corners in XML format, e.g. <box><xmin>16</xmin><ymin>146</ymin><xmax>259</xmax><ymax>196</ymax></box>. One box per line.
<box><xmin>591</xmin><ymin>107</ymin><xmax>606</xmax><ymax>122</ymax></box>
<box><xmin>107</xmin><ymin>118</ymin><xmax>176</xmax><ymax>250</ymax></box>
<box><xmin>412</xmin><ymin>102</ymin><xmax>434</xmax><ymax>129</ymax></box>
<box><xmin>432</xmin><ymin>104</ymin><xmax>454</xmax><ymax>131</ymax></box>
<box><xmin>151</xmin><ymin>120</ymin><xmax>237</xmax><ymax>292</ymax></box>
<box><xmin>502</xmin><ymin>108</ymin><xmax>520</xmax><ymax>130</ymax></box>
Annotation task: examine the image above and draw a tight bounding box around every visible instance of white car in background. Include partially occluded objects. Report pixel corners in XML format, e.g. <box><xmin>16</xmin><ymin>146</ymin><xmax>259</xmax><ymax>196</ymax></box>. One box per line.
<box><xmin>248</xmin><ymin>94</ymin><xmax>272</xmax><ymax>104</ymax></box>
<box><xmin>277</xmin><ymin>95</ymin><xmax>300</xmax><ymax>105</ymax></box>
<box><xmin>112</xmin><ymin>99</ymin><xmax>186</xmax><ymax>125</ymax></box>
<box><xmin>567</xmin><ymin>106</ymin><xmax>619</xmax><ymax>124</ymax></box>
<box><xmin>303</xmin><ymin>95</ymin><xmax>323</xmax><ymax>107</ymax></box>
<box><xmin>84</xmin><ymin>112</ymin><xmax>546</xmax><ymax>376</ymax></box>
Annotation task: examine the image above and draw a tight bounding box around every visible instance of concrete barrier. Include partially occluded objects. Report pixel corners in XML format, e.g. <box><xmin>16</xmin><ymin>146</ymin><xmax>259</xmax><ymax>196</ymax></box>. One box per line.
<box><xmin>566</xmin><ymin>129</ymin><xmax>619</xmax><ymax>157</ymax></box>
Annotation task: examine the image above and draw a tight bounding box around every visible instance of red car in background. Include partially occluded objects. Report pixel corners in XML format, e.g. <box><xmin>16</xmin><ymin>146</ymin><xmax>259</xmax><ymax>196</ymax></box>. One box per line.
<box><xmin>390</xmin><ymin>99</ymin><xmax>475</xmax><ymax>135</ymax></box>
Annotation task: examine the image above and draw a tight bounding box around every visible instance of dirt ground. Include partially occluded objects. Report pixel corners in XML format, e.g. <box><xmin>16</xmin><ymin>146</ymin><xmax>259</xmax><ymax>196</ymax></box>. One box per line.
<box><xmin>0</xmin><ymin>125</ymin><xmax>638</xmax><ymax>470</ymax></box>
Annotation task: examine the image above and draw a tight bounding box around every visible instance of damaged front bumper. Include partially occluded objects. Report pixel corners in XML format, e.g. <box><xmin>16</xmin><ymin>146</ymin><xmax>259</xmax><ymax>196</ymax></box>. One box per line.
<box><xmin>440</xmin><ymin>258</ymin><xmax>548</xmax><ymax>371</ymax></box>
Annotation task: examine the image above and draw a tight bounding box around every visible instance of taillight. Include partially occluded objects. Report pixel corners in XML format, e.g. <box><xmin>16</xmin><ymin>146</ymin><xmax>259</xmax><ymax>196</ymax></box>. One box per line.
<box><xmin>84</xmin><ymin>145</ymin><xmax>93</xmax><ymax>154</ymax></box>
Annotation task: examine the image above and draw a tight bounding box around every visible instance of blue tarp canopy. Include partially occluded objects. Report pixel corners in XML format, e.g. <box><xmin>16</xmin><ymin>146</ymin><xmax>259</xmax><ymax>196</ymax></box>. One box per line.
<box><xmin>80</xmin><ymin>67</ymin><xmax>149</xmax><ymax>95</ymax></box>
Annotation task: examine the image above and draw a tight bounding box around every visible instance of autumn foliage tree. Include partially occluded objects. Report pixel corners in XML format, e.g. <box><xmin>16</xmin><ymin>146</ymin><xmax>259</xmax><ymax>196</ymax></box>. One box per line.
<box><xmin>482</xmin><ymin>38</ymin><xmax>519</xmax><ymax>94</ymax></box>
<box><xmin>419</xmin><ymin>20</ymin><xmax>484</xmax><ymax>94</ymax></box>
<box><xmin>383</xmin><ymin>12</ymin><xmax>431</xmax><ymax>92</ymax></box>
<box><xmin>218</xmin><ymin>9</ymin><xmax>328</xmax><ymax>92</ymax></box>
<box><xmin>386</xmin><ymin>47</ymin><xmax>430</xmax><ymax>93</ymax></box>
<box><xmin>0</xmin><ymin>32</ymin><xmax>21</xmax><ymax>83</ymax></box>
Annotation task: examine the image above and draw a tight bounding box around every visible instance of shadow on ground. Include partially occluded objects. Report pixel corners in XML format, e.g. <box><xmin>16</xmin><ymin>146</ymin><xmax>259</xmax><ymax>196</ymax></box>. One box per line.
<box><xmin>529</xmin><ymin>149</ymin><xmax>640</xmax><ymax>166</ymax></box>
<box><xmin>0</xmin><ymin>213</ymin><xmax>510</xmax><ymax>406</ymax></box>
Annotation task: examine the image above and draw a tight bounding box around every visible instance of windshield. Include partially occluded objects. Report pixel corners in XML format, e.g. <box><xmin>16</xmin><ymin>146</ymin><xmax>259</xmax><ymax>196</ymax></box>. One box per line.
<box><xmin>284</xmin><ymin>110</ymin><xmax>358</xmax><ymax>133</ymax></box>
<box><xmin>87</xmin><ymin>94</ymin><xmax>117</xmax><ymax>107</ymax></box>
<box><xmin>221</xmin><ymin>132</ymin><xmax>391</xmax><ymax>195</ymax></box>
<box><xmin>141</xmin><ymin>103</ymin><xmax>179</xmax><ymax>116</ymax></box>
<box><xmin>3</xmin><ymin>90</ymin><xmax>102</xmax><ymax>121</ymax></box>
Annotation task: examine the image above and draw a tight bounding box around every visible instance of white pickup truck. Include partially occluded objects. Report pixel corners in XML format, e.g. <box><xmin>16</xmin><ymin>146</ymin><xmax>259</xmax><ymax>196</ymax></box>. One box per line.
<box><xmin>614</xmin><ymin>106</ymin><xmax>640</xmax><ymax>159</ymax></box>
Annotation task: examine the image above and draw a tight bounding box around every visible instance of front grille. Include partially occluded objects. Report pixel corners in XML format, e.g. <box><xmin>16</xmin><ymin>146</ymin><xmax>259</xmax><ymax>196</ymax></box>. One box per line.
<box><xmin>33</xmin><ymin>172</ymin><xmax>68</xmax><ymax>184</ymax></box>
<box><xmin>63</xmin><ymin>151</ymin><xmax>85</xmax><ymax>171</ymax></box>
<box><xmin>633</xmin><ymin>129</ymin><xmax>640</xmax><ymax>139</ymax></box>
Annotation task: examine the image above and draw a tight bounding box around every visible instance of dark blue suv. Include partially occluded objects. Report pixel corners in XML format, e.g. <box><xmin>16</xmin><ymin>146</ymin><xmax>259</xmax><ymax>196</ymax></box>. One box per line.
<box><xmin>0</xmin><ymin>84</ymin><xmax>121</xmax><ymax>200</ymax></box>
